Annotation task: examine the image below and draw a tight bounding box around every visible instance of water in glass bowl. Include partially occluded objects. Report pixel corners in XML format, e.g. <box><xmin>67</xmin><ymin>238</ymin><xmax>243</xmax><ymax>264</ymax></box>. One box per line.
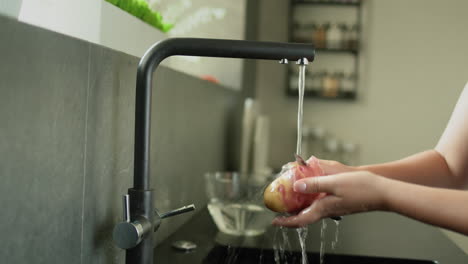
<box><xmin>208</xmin><ymin>201</ymin><xmax>273</xmax><ymax>236</ymax></box>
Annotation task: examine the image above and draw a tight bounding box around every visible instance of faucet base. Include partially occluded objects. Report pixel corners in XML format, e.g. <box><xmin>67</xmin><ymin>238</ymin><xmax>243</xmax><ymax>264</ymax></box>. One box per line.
<box><xmin>126</xmin><ymin>235</ymin><xmax>154</xmax><ymax>264</ymax></box>
<box><xmin>126</xmin><ymin>188</ymin><xmax>154</xmax><ymax>264</ymax></box>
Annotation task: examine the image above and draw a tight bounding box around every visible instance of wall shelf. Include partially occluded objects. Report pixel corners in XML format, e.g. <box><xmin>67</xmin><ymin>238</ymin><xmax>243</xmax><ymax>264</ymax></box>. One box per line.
<box><xmin>287</xmin><ymin>0</ymin><xmax>362</xmax><ymax>100</ymax></box>
<box><xmin>287</xmin><ymin>89</ymin><xmax>357</xmax><ymax>100</ymax></box>
<box><xmin>315</xmin><ymin>47</ymin><xmax>358</xmax><ymax>54</ymax></box>
<box><xmin>292</xmin><ymin>1</ymin><xmax>361</xmax><ymax>7</ymax></box>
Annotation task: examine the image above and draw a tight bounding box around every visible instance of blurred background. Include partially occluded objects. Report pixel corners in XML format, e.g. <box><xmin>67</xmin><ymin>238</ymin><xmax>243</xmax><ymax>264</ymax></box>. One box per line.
<box><xmin>1</xmin><ymin>0</ymin><xmax>468</xmax><ymax>262</ymax></box>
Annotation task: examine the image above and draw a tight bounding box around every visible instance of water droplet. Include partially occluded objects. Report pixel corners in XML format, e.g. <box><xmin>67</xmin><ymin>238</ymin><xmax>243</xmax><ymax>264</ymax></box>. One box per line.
<box><xmin>331</xmin><ymin>219</ymin><xmax>340</xmax><ymax>250</ymax></box>
<box><xmin>320</xmin><ymin>220</ymin><xmax>327</xmax><ymax>264</ymax></box>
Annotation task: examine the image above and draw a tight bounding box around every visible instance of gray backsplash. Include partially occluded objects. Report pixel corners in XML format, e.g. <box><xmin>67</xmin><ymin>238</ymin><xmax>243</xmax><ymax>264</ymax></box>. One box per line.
<box><xmin>0</xmin><ymin>16</ymin><xmax>238</xmax><ymax>264</ymax></box>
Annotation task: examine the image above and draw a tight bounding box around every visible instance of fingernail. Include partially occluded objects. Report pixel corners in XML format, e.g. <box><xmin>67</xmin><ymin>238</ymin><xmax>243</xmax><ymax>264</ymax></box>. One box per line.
<box><xmin>294</xmin><ymin>182</ymin><xmax>307</xmax><ymax>192</ymax></box>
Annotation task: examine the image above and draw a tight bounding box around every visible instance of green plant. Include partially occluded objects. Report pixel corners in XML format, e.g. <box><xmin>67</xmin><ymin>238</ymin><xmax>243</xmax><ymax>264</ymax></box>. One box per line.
<box><xmin>105</xmin><ymin>0</ymin><xmax>173</xmax><ymax>33</ymax></box>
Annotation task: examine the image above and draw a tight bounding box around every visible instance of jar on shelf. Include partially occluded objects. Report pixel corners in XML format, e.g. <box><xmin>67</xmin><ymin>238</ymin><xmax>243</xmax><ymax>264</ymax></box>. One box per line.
<box><xmin>336</xmin><ymin>71</ymin><xmax>345</xmax><ymax>91</ymax></box>
<box><xmin>310</xmin><ymin>71</ymin><xmax>324</xmax><ymax>93</ymax></box>
<box><xmin>322</xmin><ymin>71</ymin><xmax>339</xmax><ymax>98</ymax></box>
<box><xmin>341</xmin><ymin>72</ymin><xmax>357</xmax><ymax>97</ymax></box>
<box><xmin>348</xmin><ymin>24</ymin><xmax>359</xmax><ymax>50</ymax></box>
<box><xmin>339</xmin><ymin>23</ymin><xmax>349</xmax><ymax>49</ymax></box>
<box><xmin>326</xmin><ymin>23</ymin><xmax>342</xmax><ymax>49</ymax></box>
<box><xmin>312</xmin><ymin>22</ymin><xmax>328</xmax><ymax>49</ymax></box>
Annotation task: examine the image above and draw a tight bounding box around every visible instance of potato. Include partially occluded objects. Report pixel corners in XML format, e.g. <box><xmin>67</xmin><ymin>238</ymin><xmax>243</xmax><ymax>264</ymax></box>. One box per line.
<box><xmin>263</xmin><ymin>156</ymin><xmax>324</xmax><ymax>213</ymax></box>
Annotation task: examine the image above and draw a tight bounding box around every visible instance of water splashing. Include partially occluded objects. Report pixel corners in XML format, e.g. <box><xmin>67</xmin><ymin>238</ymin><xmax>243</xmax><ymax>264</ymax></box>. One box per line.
<box><xmin>331</xmin><ymin>219</ymin><xmax>340</xmax><ymax>250</ymax></box>
<box><xmin>273</xmin><ymin>227</ymin><xmax>281</xmax><ymax>264</ymax></box>
<box><xmin>319</xmin><ymin>220</ymin><xmax>327</xmax><ymax>264</ymax></box>
<box><xmin>273</xmin><ymin>226</ymin><xmax>293</xmax><ymax>264</ymax></box>
<box><xmin>258</xmin><ymin>247</ymin><xmax>265</xmax><ymax>264</ymax></box>
<box><xmin>273</xmin><ymin>227</ymin><xmax>291</xmax><ymax>264</ymax></box>
<box><xmin>280</xmin><ymin>227</ymin><xmax>291</xmax><ymax>263</ymax></box>
<box><xmin>225</xmin><ymin>245</ymin><xmax>239</xmax><ymax>264</ymax></box>
<box><xmin>274</xmin><ymin>247</ymin><xmax>280</xmax><ymax>264</ymax></box>
<box><xmin>296</xmin><ymin>227</ymin><xmax>308</xmax><ymax>264</ymax></box>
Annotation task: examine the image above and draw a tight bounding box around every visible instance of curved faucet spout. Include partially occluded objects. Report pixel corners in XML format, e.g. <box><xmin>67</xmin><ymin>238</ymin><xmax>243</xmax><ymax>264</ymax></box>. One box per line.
<box><xmin>119</xmin><ymin>38</ymin><xmax>314</xmax><ymax>264</ymax></box>
<box><xmin>133</xmin><ymin>38</ymin><xmax>315</xmax><ymax>190</ymax></box>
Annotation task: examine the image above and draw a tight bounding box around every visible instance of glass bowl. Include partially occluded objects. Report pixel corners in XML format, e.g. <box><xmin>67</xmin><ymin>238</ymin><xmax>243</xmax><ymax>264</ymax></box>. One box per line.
<box><xmin>204</xmin><ymin>172</ymin><xmax>274</xmax><ymax>236</ymax></box>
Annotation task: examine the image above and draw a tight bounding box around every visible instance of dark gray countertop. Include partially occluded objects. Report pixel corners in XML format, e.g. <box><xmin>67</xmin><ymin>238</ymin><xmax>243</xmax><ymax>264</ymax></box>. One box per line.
<box><xmin>154</xmin><ymin>207</ymin><xmax>467</xmax><ymax>263</ymax></box>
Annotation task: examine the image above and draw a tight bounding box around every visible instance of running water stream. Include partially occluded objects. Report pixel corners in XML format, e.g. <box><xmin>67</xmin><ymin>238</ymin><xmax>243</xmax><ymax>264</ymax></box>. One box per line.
<box><xmin>273</xmin><ymin>227</ymin><xmax>292</xmax><ymax>264</ymax></box>
<box><xmin>296</xmin><ymin>227</ymin><xmax>308</xmax><ymax>264</ymax></box>
<box><xmin>296</xmin><ymin>59</ymin><xmax>335</xmax><ymax>264</ymax></box>
<box><xmin>273</xmin><ymin>58</ymin><xmax>339</xmax><ymax>264</ymax></box>
<box><xmin>296</xmin><ymin>60</ymin><xmax>309</xmax><ymax>264</ymax></box>
<box><xmin>296</xmin><ymin>60</ymin><xmax>306</xmax><ymax>156</ymax></box>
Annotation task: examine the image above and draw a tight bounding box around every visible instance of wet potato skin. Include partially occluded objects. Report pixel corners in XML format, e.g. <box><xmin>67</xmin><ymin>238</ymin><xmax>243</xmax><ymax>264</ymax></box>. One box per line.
<box><xmin>263</xmin><ymin>157</ymin><xmax>324</xmax><ymax>214</ymax></box>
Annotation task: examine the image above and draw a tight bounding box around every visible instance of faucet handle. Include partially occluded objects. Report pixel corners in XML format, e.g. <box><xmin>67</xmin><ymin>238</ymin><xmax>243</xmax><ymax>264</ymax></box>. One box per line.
<box><xmin>153</xmin><ymin>204</ymin><xmax>196</xmax><ymax>231</ymax></box>
<box><xmin>123</xmin><ymin>194</ymin><xmax>130</xmax><ymax>222</ymax></box>
<box><xmin>159</xmin><ymin>204</ymin><xmax>196</xmax><ymax>219</ymax></box>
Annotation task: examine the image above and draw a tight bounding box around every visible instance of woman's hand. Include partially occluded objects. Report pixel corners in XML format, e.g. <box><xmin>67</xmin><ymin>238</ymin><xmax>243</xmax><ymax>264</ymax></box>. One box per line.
<box><xmin>317</xmin><ymin>158</ymin><xmax>356</xmax><ymax>175</ymax></box>
<box><xmin>272</xmin><ymin>171</ymin><xmax>389</xmax><ymax>228</ymax></box>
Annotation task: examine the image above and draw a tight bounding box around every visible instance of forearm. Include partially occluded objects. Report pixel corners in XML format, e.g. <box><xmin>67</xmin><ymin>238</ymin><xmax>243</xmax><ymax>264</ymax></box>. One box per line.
<box><xmin>358</xmin><ymin>150</ymin><xmax>460</xmax><ymax>189</ymax></box>
<box><xmin>382</xmin><ymin>177</ymin><xmax>468</xmax><ymax>235</ymax></box>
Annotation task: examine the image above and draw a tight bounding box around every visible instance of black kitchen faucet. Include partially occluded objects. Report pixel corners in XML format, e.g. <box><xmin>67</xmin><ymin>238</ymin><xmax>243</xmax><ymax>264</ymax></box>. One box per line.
<box><xmin>112</xmin><ymin>38</ymin><xmax>315</xmax><ymax>264</ymax></box>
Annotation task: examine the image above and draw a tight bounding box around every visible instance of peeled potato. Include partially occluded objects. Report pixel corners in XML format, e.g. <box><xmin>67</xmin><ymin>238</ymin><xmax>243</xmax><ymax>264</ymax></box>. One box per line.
<box><xmin>263</xmin><ymin>156</ymin><xmax>324</xmax><ymax>213</ymax></box>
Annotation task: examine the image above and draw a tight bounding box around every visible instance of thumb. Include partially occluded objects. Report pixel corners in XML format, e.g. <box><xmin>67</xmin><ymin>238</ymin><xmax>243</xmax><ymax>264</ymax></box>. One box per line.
<box><xmin>294</xmin><ymin>176</ymin><xmax>336</xmax><ymax>194</ymax></box>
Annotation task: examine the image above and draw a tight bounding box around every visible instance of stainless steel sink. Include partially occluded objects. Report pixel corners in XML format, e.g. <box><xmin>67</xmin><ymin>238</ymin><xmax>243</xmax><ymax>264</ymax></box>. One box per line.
<box><xmin>202</xmin><ymin>245</ymin><xmax>438</xmax><ymax>264</ymax></box>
